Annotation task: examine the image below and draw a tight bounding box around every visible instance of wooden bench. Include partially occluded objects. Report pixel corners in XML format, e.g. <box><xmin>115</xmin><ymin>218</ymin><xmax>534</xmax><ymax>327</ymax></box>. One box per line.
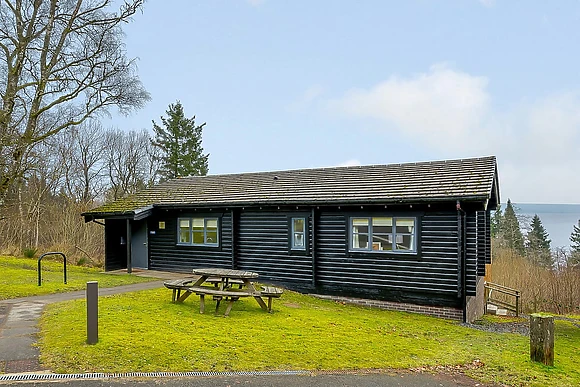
<box><xmin>188</xmin><ymin>285</ymin><xmax>256</xmax><ymax>316</ymax></box>
<box><xmin>163</xmin><ymin>278</ymin><xmax>196</xmax><ymax>302</ymax></box>
<box><xmin>259</xmin><ymin>286</ymin><xmax>284</xmax><ymax>312</ymax></box>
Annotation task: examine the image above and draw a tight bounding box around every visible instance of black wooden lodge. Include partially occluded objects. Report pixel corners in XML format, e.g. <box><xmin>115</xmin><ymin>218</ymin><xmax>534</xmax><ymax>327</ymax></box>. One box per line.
<box><xmin>82</xmin><ymin>156</ymin><xmax>499</xmax><ymax>322</ymax></box>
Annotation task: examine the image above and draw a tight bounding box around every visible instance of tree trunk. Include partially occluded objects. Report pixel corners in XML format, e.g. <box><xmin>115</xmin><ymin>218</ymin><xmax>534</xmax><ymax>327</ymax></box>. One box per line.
<box><xmin>530</xmin><ymin>314</ymin><xmax>554</xmax><ymax>366</ymax></box>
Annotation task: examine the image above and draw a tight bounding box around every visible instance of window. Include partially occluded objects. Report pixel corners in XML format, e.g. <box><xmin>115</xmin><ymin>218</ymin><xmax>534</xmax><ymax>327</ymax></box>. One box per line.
<box><xmin>350</xmin><ymin>216</ymin><xmax>416</xmax><ymax>253</ymax></box>
<box><xmin>178</xmin><ymin>217</ymin><xmax>219</xmax><ymax>246</ymax></box>
<box><xmin>291</xmin><ymin>217</ymin><xmax>306</xmax><ymax>250</ymax></box>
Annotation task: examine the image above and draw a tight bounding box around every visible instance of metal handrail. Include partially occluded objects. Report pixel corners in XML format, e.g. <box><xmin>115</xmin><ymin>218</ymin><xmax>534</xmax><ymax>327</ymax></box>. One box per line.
<box><xmin>38</xmin><ymin>252</ymin><xmax>67</xmax><ymax>286</ymax></box>
<box><xmin>484</xmin><ymin>281</ymin><xmax>521</xmax><ymax>316</ymax></box>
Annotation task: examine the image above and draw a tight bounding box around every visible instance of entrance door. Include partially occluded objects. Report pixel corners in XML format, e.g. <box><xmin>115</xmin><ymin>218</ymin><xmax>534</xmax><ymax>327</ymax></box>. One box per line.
<box><xmin>131</xmin><ymin>220</ymin><xmax>148</xmax><ymax>269</ymax></box>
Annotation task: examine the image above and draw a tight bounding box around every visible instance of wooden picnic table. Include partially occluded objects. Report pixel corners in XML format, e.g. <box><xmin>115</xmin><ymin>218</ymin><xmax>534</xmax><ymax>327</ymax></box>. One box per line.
<box><xmin>188</xmin><ymin>268</ymin><xmax>268</xmax><ymax>316</ymax></box>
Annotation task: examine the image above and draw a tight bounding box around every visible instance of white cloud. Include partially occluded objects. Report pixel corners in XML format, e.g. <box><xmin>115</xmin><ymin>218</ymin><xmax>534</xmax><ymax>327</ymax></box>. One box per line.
<box><xmin>327</xmin><ymin>65</ymin><xmax>580</xmax><ymax>203</ymax></box>
<box><xmin>328</xmin><ymin>64</ymin><xmax>490</xmax><ymax>149</ymax></box>
<box><xmin>287</xmin><ymin>84</ymin><xmax>325</xmax><ymax>112</ymax></box>
<box><xmin>302</xmin><ymin>85</ymin><xmax>325</xmax><ymax>104</ymax></box>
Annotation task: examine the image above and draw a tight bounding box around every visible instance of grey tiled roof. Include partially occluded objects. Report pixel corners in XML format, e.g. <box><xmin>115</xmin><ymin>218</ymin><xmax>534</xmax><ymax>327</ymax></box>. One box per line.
<box><xmin>84</xmin><ymin>156</ymin><xmax>498</xmax><ymax>216</ymax></box>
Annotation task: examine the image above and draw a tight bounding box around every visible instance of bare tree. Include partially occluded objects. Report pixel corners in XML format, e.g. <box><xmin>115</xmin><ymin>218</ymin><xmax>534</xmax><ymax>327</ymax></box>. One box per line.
<box><xmin>0</xmin><ymin>0</ymin><xmax>150</xmax><ymax>203</ymax></box>
<box><xmin>104</xmin><ymin>128</ymin><xmax>158</xmax><ymax>201</ymax></box>
<box><xmin>53</xmin><ymin>120</ymin><xmax>107</xmax><ymax>203</ymax></box>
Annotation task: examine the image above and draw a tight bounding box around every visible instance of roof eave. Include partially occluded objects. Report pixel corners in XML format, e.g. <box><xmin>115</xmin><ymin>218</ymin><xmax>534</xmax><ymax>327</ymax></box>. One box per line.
<box><xmin>152</xmin><ymin>195</ymin><xmax>491</xmax><ymax>209</ymax></box>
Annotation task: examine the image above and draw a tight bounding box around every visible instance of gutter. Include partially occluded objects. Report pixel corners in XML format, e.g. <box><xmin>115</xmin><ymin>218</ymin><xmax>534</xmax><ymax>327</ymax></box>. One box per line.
<box><xmin>456</xmin><ymin>201</ymin><xmax>467</xmax><ymax>323</ymax></box>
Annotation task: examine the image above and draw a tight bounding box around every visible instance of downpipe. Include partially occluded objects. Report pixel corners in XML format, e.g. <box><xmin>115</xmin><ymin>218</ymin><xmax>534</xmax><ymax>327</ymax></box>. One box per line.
<box><xmin>456</xmin><ymin>201</ymin><xmax>467</xmax><ymax>323</ymax></box>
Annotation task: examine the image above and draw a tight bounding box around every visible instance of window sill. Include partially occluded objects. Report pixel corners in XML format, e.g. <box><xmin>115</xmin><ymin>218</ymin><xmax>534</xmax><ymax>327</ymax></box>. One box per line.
<box><xmin>348</xmin><ymin>249</ymin><xmax>419</xmax><ymax>257</ymax></box>
<box><xmin>177</xmin><ymin>243</ymin><xmax>220</xmax><ymax>248</ymax></box>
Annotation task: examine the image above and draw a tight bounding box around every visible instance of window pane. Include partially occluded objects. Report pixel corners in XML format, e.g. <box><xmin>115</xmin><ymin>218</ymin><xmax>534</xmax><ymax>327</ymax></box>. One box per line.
<box><xmin>396</xmin><ymin>218</ymin><xmax>415</xmax><ymax>234</ymax></box>
<box><xmin>179</xmin><ymin>219</ymin><xmax>190</xmax><ymax>228</ymax></box>
<box><xmin>192</xmin><ymin>218</ymin><xmax>204</xmax><ymax>231</ymax></box>
<box><xmin>372</xmin><ymin>217</ymin><xmax>392</xmax><ymax>226</ymax></box>
<box><xmin>293</xmin><ymin>232</ymin><xmax>304</xmax><ymax>248</ymax></box>
<box><xmin>352</xmin><ymin>233</ymin><xmax>369</xmax><ymax>249</ymax></box>
<box><xmin>192</xmin><ymin>231</ymin><xmax>204</xmax><ymax>244</ymax></box>
<box><xmin>206</xmin><ymin>219</ymin><xmax>218</xmax><ymax>229</ymax></box>
<box><xmin>205</xmin><ymin>231</ymin><xmax>218</xmax><ymax>244</ymax></box>
<box><xmin>372</xmin><ymin>234</ymin><xmax>392</xmax><ymax>251</ymax></box>
<box><xmin>293</xmin><ymin>218</ymin><xmax>305</xmax><ymax>233</ymax></box>
<box><xmin>179</xmin><ymin>229</ymin><xmax>191</xmax><ymax>243</ymax></box>
<box><xmin>373</xmin><ymin>217</ymin><xmax>392</xmax><ymax>234</ymax></box>
<box><xmin>352</xmin><ymin>218</ymin><xmax>369</xmax><ymax>234</ymax></box>
<box><xmin>395</xmin><ymin>234</ymin><xmax>414</xmax><ymax>250</ymax></box>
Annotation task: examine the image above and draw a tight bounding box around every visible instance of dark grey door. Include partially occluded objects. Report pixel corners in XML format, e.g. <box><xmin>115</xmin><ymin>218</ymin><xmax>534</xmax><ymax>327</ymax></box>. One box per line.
<box><xmin>131</xmin><ymin>220</ymin><xmax>148</xmax><ymax>269</ymax></box>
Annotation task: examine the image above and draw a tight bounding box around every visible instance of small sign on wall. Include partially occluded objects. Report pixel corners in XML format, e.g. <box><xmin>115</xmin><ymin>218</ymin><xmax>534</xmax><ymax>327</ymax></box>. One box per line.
<box><xmin>158</xmin><ymin>221</ymin><xmax>166</xmax><ymax>230</ymax></box>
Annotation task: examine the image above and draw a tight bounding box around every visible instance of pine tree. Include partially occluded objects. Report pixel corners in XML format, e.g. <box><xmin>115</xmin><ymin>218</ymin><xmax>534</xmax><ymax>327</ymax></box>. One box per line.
<box><xmin>502</xmin><ymin>199</ymin><xmax>525</xmax><ymax>255</ymax></box>
<box><xmin>490</xmin><ymin>205</ymin><xmax>502</xmax><ymax>238</ymax></box>
<box><xmin>569</xmin><ymin>220</ymin><xmax>580</xmax><ymax>267</ymax></box>
<box><xmin>151</xmin><ymin>101</ymin><xmax>209</xmax><ymax>181</ymax></box>
<box><xmin>526</xmin><ymin>214</ymin><xmax>553</xmax><ymax>267</ymax></box>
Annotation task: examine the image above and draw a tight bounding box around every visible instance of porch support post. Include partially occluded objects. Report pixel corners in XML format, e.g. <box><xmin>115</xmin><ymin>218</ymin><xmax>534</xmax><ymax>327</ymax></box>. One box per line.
<box><xmin>311</xmin><ymin>207</ymin><xmax>316</xmax><ymax>287</ymax></box>
<box><xmin>231</xmin><ymin>209</ymin><xmax>236</xmax><ymax>269</ymax></box>
<box><xmin>126</xmin><ymin>219</ymin><xmax>132</xmax><ymax>274</ymax></box>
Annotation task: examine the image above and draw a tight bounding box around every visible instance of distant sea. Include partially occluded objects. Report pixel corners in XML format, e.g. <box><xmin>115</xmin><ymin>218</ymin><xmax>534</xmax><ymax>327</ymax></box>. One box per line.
<box><xmin>512</xmin><ymin>203</ymin><xmax>580</xmax><ymax>249</ymax></box>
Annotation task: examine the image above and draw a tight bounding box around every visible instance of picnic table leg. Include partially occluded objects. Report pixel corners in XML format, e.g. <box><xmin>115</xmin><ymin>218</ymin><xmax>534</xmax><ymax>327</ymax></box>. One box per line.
<box><xmin>172</xmin><ymin>289</ymin><xmax>177</xmax><ymax>302</ymax></box>
<box><xmin>177</xmin><ymin>290</ymin><xmax>192</xmax><ymax>303</ymax></box>
<box><xmin>268</xmin><ymin>297</ymin><xmax>273</xmax><ymax>312</ymax></box>
<box><xmin>215</xmin><ymin>297</ymin><xmax>222</xmax><ymax>315</ymax></box>
<box><xmin>242</xmin><ymin>279</ymin><xmax>269</xmax><ymax>311</ymax></box>
<box><xmin>199</xmin><ymin>294</ymin><xmax>205</xmax><ymax>314</ymax></box>
<box><xmin>224</xmin><ymin>297</ymin><xmax>238</xmax><ymax>317</ymax></box>
<box><xmin>192</xmin><ymin>275</ymin><xmax>209</xmax><ymax>287</ymax></box>
<box><xmin>253</xmin><ymin>296</ymin><xmax>268</xmax><ymax>311</ymax></box>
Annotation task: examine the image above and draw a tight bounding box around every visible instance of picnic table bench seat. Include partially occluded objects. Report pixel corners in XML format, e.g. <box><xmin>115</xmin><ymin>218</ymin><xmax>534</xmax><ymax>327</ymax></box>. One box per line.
<box><xmin>259</xmin><ymin>286</ymin><xmax>284</xmax><ymax>312</ymax></box>
<box><xmin>163</xmin><ymin>278</ymin><xmax>196</xmax><ymax>302</ymax></box>
<box><xmin>187</xmin><ymin>285</ymin><xmax>284</xmax><ymax>315</ymax></box>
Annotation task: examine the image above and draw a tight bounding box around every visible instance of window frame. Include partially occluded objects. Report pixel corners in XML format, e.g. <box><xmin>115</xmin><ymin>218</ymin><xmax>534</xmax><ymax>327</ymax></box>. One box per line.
<box><xmin>348</xmin><ymin>215</ymin><xmax>418</xmax><ymax>254</ymax></box>
<box><xmin>290</xmin><ymin>217</ymin><xmax>307</xmax><ymax>251</ymax></box>
<box><xmin>177</xmin><ymin>217</ymin><xmax>220</xmax><ymax>247</ymax></box>
<box><xmin>287</xmin><ymin>214</ymin><xmax>310</xmax><ymax>255</ymax></box>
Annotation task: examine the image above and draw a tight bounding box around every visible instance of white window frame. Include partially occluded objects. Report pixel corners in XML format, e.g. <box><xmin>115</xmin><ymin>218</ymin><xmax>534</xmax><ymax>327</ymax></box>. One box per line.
<box><xmin>291</xmin><ymin>217</ymin><xmax>306</xmax><ymax>250</ymax></box>
<box><xmin>349</xmin><ymin>216</ymin><xmax>417</xmax><ymax>253</ymax></box>
<box><xmin>177</xmin><ymin>217</ymin><xmax>219</xmax><ymax>247</ymax></box>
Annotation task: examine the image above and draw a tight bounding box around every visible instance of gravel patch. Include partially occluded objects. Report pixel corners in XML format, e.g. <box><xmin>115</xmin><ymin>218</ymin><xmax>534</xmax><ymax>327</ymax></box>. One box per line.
<box><xmin>462</xmin><ymin>320</ymin><xmax>530</xmax><ymax>336</ymax></box>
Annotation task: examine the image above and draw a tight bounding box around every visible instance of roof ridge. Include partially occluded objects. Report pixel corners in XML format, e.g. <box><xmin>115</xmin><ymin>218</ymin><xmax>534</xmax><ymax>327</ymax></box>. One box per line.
<box><xmin>166</xmin><ymin>155</ymin><xmax>497</xmax><ymax>181</ymax></box>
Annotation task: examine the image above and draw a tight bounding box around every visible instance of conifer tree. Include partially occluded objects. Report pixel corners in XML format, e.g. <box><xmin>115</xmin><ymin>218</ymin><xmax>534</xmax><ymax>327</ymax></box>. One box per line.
<box><xmin>502</xmin><ymin>199</ymin><xmax>525</xmax><ymax>255</ymax></box>
<box><xmin>527</xmin><ymin>214</ymin><xmax>553</xmax><ymax>267</ymax></box>
<box><xmin>490</xmin><ymin>205</ymin><xmax>502</xmax><ymax>238</ymax></box>
<box><xmin>151</xmin><ymin>101</ymin><xmax>209</xmax><ymax>181</ymax></box>
<box><xmin>569</xmin><ymin>220</ymin><xmax>580</xmax><ymax>267</ymax></box>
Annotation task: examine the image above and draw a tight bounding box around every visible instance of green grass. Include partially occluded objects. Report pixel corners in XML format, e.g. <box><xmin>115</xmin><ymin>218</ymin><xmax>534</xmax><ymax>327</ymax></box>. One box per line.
<box><xmin>38</xmin><ymin>289</ymin><xmax>580</xmax><ymax>386</ymax></box>
<box><xmin>0</xmin><ymin>256</ymin><xmax>155</xmax><ymax>300</ymax></box>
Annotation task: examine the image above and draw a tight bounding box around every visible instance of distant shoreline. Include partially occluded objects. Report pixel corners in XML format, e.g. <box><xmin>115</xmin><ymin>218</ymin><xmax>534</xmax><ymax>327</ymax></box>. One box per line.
<box><xmin>511</xmin><ymin>203</ymin><xmax>580</xmax><ymax>248</ymax></box>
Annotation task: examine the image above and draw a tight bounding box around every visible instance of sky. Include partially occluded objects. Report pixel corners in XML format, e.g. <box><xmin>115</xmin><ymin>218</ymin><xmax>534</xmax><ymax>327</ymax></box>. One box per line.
<box><xmin>107</xmin><ymin>0</ymin><xmax>580</xmax><ymax>204</ymax></box>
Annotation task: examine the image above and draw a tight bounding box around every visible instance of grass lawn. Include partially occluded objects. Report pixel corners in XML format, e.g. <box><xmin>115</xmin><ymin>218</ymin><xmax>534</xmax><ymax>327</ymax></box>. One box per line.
<box><xmin>38</xmin><ymin>288</ymin><xmax>580</xmax><ymax>387</ymax></box>
<box><xmin>0</xmin><ymin>256</ymin><xmax>155</xmax><ymax>300</ymax></box>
